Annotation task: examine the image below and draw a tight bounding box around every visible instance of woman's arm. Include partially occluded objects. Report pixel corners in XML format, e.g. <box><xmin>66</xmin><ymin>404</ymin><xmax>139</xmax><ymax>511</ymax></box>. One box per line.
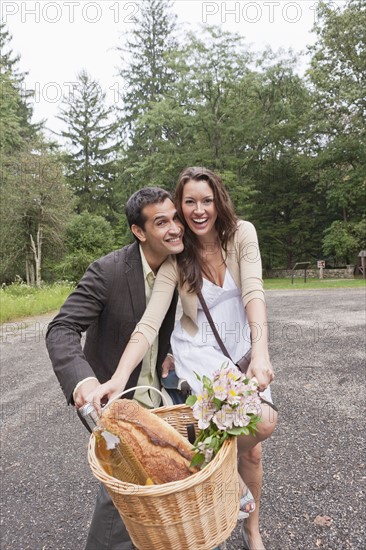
<box><xmin>245</xmin><ymin>298</ymin><xmax>274</xmax><ymax>391</ymax></box>
<box><xmin>85</xmin><ymin>258</ymin><xmax>179</xmax><ymax>409</ymax></box>
<box><xmin>237</xmin><ymin>222</ymin><xmax>274</xmax><ymax>390</ymax></box>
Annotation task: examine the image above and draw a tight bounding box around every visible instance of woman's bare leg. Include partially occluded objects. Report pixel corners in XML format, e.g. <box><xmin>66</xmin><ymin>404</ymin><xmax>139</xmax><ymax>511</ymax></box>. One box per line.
<box><xmin>236</xmin><ymin>404</ymin><xmax>278</xmax><ymax>549</ymax></box>
<box><xmin>239</xmin><ymin>444</ymin><xmax>265</xmax><ymax>549</ymax></box>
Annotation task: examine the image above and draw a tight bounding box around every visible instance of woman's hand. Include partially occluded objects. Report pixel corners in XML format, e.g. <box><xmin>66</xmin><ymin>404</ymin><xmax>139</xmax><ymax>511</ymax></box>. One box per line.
<box><xmin>85</xmin><ymin>379</ymin><xmax>125</xmax><ymax>413</ymax></box>
<box><xmin>246</xmin><ymin>355</ymin><xmax>274</xmax><ymax>392</ymax></box>
<box><xmin>245</xmin><ymin>298</ymin><xmax>274</xmax><ymax>391</ymax></box>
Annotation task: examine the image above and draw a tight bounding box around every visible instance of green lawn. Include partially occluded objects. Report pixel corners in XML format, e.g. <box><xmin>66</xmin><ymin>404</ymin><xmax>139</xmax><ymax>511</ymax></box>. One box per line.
<box><xmin>0</xmin><ymin>283</ymin><xmax>74</xmax><ymax>323</ymax></box>
<box><xmin>264</xmin><ymin>278</ymin><xmax>366</xmax><ymax>290</ymax></box>
<box><xmin>0</xmin><ymin>279</ymin><xmax>365</xmax><ymax>324</ymax></box>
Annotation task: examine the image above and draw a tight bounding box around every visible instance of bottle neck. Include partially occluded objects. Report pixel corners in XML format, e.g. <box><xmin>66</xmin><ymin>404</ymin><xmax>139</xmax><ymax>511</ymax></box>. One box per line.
<box><xmin>79</xmin><ymin>403</ymin><xmax>101</xmax><ymax>431</ymax></box>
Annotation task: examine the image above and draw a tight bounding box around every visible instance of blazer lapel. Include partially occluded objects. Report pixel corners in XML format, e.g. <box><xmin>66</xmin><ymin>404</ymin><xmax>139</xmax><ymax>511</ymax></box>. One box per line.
<box><xmin>125</xmin><ymin>242</ymin><xmax>146</xmax><ymax>320</ymax></box>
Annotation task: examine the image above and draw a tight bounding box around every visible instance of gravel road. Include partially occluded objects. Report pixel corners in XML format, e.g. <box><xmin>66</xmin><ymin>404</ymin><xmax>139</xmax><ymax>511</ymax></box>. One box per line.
<box><xmin>1</xmin><ymin>288</ymin><xmax>365</xmax><ymax>550</ymax></box>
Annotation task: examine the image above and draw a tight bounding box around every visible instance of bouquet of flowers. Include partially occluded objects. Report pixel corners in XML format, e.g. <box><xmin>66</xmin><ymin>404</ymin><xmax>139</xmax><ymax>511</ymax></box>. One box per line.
<box><xmin>186</xmin><ymin>364</ymin><xmax>262</xmax><ymax>468</ymax></box>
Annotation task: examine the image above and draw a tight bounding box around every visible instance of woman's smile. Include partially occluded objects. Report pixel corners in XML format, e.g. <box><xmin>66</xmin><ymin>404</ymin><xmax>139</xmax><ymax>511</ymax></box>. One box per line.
<box><xmin>182</xmin><ymin>179</ymin><xmax>218</xmax><ymax>240</ymax></box>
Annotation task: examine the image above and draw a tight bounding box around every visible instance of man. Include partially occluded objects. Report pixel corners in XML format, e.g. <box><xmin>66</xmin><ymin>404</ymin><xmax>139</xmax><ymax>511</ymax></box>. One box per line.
<box><xmin>46</xmin><ymin>187</ymin><xmax>184</xmax><ymax>550</ymax></box>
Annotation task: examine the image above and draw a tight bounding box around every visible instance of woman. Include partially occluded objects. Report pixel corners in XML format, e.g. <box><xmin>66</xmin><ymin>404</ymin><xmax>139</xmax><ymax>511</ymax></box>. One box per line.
<box><xmin>88</xmin><ymin>167</ymin><xmax>278</xmax><ymax>550</ymax></box>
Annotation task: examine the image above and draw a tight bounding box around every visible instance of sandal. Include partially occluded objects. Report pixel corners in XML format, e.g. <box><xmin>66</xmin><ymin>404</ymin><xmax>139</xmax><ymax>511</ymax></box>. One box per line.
<box><xmin>241</xmin><ymin>524</ymin><xmax>251</xmax><ymax>550</ymax></box>
<box><xmin>238</xmin><ymin>487</ymin><xmax>256</xmax><ymax>520</ymax></box>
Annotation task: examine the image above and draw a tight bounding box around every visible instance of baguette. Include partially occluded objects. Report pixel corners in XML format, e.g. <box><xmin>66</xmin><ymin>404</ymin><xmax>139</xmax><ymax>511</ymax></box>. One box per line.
<box><xmin>101</xmin><ymin>399</ymin><xmax>197</xmax><ymax>484</ymax></box>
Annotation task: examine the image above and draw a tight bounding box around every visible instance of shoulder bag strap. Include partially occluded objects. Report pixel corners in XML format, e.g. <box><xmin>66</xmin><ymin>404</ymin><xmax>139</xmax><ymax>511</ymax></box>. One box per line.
<box><xmin>197</xmin><ymin>290</ymin><xmax>233</xmax><ymax>362</ymax></box>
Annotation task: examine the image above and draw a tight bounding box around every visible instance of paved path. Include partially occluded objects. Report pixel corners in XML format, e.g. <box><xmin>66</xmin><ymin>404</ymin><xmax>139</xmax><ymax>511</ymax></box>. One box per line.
<box><xmin>1</xmin><ymin>289</ymin><xmax>365</xmax><ymax>549</ymax></box>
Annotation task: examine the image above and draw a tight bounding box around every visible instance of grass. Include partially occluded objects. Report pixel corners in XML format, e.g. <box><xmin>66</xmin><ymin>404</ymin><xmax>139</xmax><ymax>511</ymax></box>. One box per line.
<box><xmin>0</xmin><ymin>278</ymin><xmax>365</xmax><ymax>323</ymax></box>
<box><xmin>0</xmin><ymin>282</ymin><xmax>75</xmax><ymax>323</ymax></box>
<box><xmin>263</xmin><ymin>277</ymin><xmax>366</xmax><ymax>290</ymax></box>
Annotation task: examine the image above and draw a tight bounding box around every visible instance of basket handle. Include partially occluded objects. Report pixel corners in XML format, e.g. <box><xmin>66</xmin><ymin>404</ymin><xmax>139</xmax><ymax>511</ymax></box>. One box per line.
<box><xmin>103</xmin><ymin>385</ymin><xmax>169</xmax><ymax>411</ymax></box>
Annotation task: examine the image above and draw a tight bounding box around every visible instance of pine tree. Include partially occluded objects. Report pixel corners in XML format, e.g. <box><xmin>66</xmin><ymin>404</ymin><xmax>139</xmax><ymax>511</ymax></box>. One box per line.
<box><xmin>0</xmin><ymin>23</ymin><xmax>41</xmax><ymax>146</ymax></box>
<box><xmin>114</xmin><ymin>0</ymin><xmax>179</xmax><ymax>200</ymax></box>
<box><xmin>118</xmin><ymin>0</ymin><xmax>178</xmax><ymax>132</ymax></box>
<box><xmin>57</xmin><ymin>70</ymin><xmax>120</xmax><ymax>218</ymax></box>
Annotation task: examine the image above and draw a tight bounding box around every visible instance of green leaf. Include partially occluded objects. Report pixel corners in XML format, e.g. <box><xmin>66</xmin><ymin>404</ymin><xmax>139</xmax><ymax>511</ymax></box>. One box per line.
<box><xmin>213</xmin><ymin>397</ymin><xmax>222</xmax><ymax>409</ymax></box>
<box><xmin>185</xmin><ymin>395</ymin><xmax>197</xmax><ymax>407</ymax></box>
<box><xmin>194</xmin><ymin>371</ymin><xmax>202</xmax><ymax>381</ymax></box>
<box><xmin>202</xmin><ymin>375</ymin><xmax>213</xmax><ymax>391</ymax></box>
<box><xmin>227</xmin><ymin>427</ymin><xmax>246</xmax><ymax>436</ymax></box>
<box><xmin>190</xmin><ymin>452</ymin><xmax>205</xmax><ymax>468</ymax></box>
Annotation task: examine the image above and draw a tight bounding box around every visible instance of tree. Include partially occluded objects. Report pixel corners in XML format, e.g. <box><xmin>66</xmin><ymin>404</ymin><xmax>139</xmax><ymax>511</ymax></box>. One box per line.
<box><xmin>0</xmin><ymin>68</ymin><xmax>24</xmax><ymax>153</ymax></box>
<box><xmin>115</xmin><ymin>26</ymin><xmax>256</xmax><ymax>193</ymax></box>
<box><xmin>0</xmin><ymin>25</ymin><xmax>63</xmax><ymax>284</ymax></box>
<box><xmin>118</xmin><ymin>0</ymin><xmax>178</xmax><ymax>130</ymax></box>
<box><xmin>308</xmin><ymin>0</ymin><xmax>366</xmax><ymax>240</ymax></box>
<box><xmin>0</xmin><ymin>23</ymin><xmax>41</xmax><ymax>145</ymax></box>
<box><xmin>55</xmin><ymin>212</ymin><xmax>116</xmax><ymax>281</ymax></box>
<box><xmin>114</xmin><ymin>0</ymin><xmax>180</xmax><ymax>203</ymax></box>
<box><xmin>231</xmin><ymin>55</ymin><xmax>324</xmax><ymax>268</ymax></box>
<box><xmin>323</xmin><ymin>220</ymin><xmax>361</xmax><ymax>265</ymax></box>
<box><xmin>57</xmin><ymin>70</ymin><xmax>120</xmax><ymax>219</ymax></box>
<box><xmin>0</xmin><ymin>141</ymin><xmax>73</xmax><ymax>285</ymax></box>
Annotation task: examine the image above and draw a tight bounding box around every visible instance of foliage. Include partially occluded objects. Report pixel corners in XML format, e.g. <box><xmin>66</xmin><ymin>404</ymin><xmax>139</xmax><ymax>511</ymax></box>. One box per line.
<box><xmin>118</xmin><ymin>0</ymin><xmax>178</xmax><ymax>130</ymax></box>
<box><xmin>114</xmin><ymin>0</ymin><xmax>181</xmax><ymax>196</ymax></box>
<box><xmin>0</xmin><ymin>68</ymin><xmax>25</xmax><ymax>152</ymax></box>
<box><xmin>0</xmin><ymin>141</ymin><xmax>73</xmax><ymax>284</ymax></box>
<box><xmin>57</xmin><ymin>70</ymin><xmax>121</xmax><ymax>220</ymax></box>
<box><xmin>1</xmin><ymin>2</ymin><xmax>366</xmax><ymax>283</ymax></box>
<box><xmin>0</xmin><ymin>23</ymin><xmax>41</xmax><ymax>146</ymax></box>
<box><xmin>239</xmin><ymin>56</ymin><xmax>323</xmax><ymax>268</ymax></box>
<box><xmin>308</xmin><ymin>1</ymin><xmax>366</xmax><ymax>239</ymax></box>
<box><xmin>55</xmin><ymin>212</ymin><xmax>117</xmax><ymax>281</ymax></box>
<box><xmin>323</xmin><ymin>220</ymin><xmax>363</xmax><ymax>264</ymax></box>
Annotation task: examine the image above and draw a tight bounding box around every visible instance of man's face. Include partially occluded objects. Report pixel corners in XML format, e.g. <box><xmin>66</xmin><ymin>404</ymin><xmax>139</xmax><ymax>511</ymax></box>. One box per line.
<box><xmin>132</xmin><ymin>199</ymin><xmax>184</xmax><ymax>266</ymax></box>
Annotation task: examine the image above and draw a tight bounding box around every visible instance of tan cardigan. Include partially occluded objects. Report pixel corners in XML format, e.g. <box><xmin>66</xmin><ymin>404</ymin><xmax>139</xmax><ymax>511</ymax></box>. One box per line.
<box><xmin>134</xmin><ymin>220</ymin><xmax>265</xmax><ymax>345</ymax></box>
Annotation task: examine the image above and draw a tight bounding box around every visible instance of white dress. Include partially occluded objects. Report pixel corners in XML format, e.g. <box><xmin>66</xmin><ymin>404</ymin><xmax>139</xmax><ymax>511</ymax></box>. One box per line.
<box><xmin>171</xmin><ymin>269</ymin><xmax>272</xmax><ymax>402</ymax></box>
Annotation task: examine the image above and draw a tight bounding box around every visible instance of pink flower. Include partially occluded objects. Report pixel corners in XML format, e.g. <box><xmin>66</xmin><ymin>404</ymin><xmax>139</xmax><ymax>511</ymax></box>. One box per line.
<box><xmin>192</xmin><ymin>392</ymin><xmax>217</xmax><ymax>429</ymax></box>
<box><xmin>242</xmin><ymin>394</ymin><xmax>262</xmax><ymax>416</ymax></box>
<box><xmin>189</xmin><ymin>364</ymin><xmax>262</xmax><ymax>469</ymax></box>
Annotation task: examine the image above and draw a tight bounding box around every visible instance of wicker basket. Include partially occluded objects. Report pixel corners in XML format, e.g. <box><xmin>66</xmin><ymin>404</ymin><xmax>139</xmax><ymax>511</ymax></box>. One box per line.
<box><xmin>88</xmin><ymin>403</ymin><xmax>239</xmax><ymax>550</ymax></box>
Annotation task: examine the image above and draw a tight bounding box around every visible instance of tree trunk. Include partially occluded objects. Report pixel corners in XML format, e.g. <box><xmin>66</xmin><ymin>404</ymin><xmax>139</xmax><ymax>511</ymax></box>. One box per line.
<box><xmin>25</xmin><ymin>250</ymin><xmax>35</xmax><ymax>286</ymax></box>
<box><xmin>25</xmin><ymin>255</ymin><xmax>30</xmax><ymax>286</ymax></box>
<box><xmin>29</xmin><ymin>225</ymin><xmax>43</xmax><ymax>287</ymax></box>
<box><xmin>30</xmin><ymin>261</ymin><xmax>35</xmax><ymax>286</ymax></box>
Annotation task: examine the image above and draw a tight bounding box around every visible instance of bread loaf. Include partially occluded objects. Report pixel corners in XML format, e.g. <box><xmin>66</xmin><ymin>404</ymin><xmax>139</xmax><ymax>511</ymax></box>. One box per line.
<box><xmin>101</xmin><ymin>399</ymin><xmax>197</xmax><ymax>484</ymax></box>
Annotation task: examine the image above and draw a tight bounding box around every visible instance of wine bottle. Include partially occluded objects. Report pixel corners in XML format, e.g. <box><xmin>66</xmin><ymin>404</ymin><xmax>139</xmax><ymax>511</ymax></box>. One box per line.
<box><xmin>80</xmin><ymin>403</ymin><xmax>154</xmax><ymax>485</ymax></box>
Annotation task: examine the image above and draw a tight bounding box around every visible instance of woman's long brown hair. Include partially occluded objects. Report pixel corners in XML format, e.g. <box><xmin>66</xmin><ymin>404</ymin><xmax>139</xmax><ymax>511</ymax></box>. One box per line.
<box><xmin>174</xmin><ymin>167</ymin><xmax>238</xmax><ymax>293</ymax></box>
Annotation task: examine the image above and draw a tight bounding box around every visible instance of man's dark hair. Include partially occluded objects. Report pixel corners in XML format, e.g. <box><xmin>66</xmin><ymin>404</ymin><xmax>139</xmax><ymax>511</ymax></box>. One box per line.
<box><xmin>125</xmin><ymin>187</ymin><xmax>172</xmax><ymax>230</ymax></box>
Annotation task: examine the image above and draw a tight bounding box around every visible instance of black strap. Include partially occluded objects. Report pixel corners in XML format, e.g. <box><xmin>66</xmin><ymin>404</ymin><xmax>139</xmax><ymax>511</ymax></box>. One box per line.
<box><xmin>197</xmin><ymin>290</ymin><xmax>232</xmax><ymax>361</ymax></box>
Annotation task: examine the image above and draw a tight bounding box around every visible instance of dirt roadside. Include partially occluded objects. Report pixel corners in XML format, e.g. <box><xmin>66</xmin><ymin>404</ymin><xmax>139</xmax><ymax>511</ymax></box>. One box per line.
<box><xmin>1</xmin><ymin>288</ymin><xmax>365</xmax><ymax>549</ymax></box>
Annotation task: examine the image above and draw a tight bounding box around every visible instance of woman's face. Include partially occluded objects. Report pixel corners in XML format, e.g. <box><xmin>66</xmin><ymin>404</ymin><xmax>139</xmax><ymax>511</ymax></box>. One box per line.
<box><xmin>181</xmin><ymin>179</ymin><xmax>218</xmax><ymax>240</ymax></box>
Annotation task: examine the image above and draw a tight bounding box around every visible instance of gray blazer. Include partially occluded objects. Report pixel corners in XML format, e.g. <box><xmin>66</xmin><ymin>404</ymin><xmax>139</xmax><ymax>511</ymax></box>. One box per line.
<box><xmin>46</xmin><ymin>242</ymin><xmax>178</xmax><ymax>404</ymax></box>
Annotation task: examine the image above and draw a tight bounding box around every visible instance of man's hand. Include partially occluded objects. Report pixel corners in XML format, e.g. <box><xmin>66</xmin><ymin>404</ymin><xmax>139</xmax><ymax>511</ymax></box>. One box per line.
<box><xmin>74</xmin><ymin>379</ymin><xmax>101</xmax><ymax>409</ymax></box>
<box><xmin>161</xmin><ymin>354</ymin><xmax>175</xmax><ymax>378</ymax></box>
<box><xmin>85</xmin><ymin>379</ymin><xmax>126</xmax><ymax>414</ymax></box>
<box><xmin>246</xmin><ymin>355</ymin><xmax>274</xmax><ymax>392</ymax></box>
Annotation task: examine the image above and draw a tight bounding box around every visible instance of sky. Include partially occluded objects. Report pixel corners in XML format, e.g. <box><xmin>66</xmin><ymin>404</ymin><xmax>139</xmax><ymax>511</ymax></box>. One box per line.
<box><xmin>1</xmin><ymin>0</ymin><xmax>334</xmax><ymax>137</ymax></box>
